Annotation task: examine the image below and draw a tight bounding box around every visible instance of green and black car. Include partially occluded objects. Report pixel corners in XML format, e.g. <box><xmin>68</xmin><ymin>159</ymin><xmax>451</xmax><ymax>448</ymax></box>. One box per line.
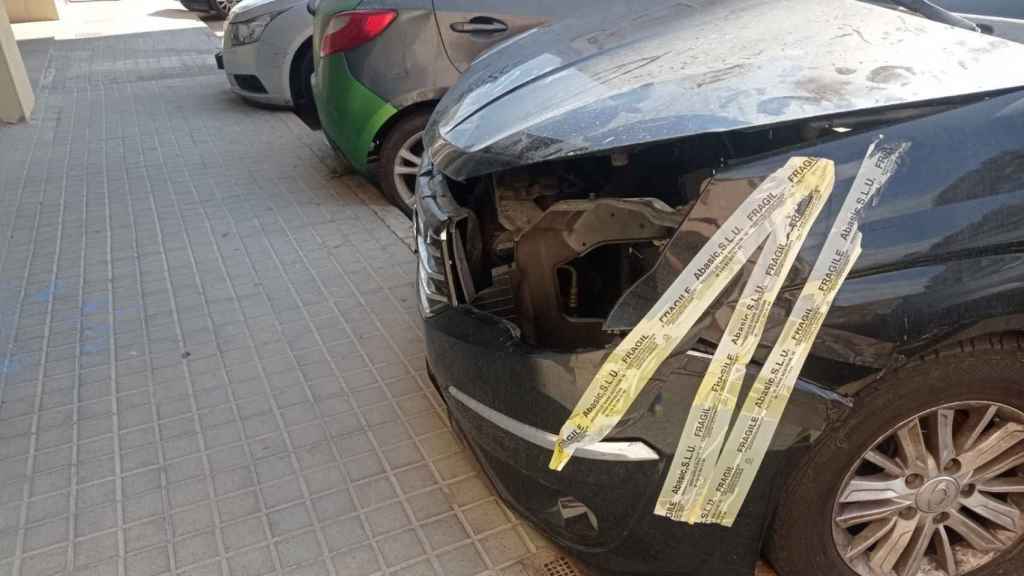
<box><xmin>310</xmin><ymin>0</ymin><xmax>630</xmax><ymax>214</ymax></box>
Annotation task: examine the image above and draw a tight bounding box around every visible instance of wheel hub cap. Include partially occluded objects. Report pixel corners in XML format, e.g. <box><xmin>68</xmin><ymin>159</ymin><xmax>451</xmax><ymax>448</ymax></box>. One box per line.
<box><xmin>832</xmin><ymin>401</ymin><xmax>1024</xmax><ymax>576</ymax></box>
<box><xmin>915</xmin><ymin>477</ymin><xmax>961</xmax><ymax>514</ymax></box>
<box><xmin>392</xmin><ymin>130</ymin><xmax>423</xmax><ymax>209</ymax></box>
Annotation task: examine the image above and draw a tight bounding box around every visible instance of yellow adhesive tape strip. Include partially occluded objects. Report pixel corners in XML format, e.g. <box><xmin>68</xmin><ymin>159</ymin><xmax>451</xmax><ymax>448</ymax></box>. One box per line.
<box><xmin>653</xmin><ymin>162</ymin><xmax>836</xmax><ymax>521</ymax></box>
<box><xmin>688</xmin><ymin>138</ymin><xmax>911</xmax><ymax>526</ymax></box>
<box><xmin>549</xmin><ymin>157</ymin><xmax>833</xmax><ymax>472</ymax></box>
<box><xmin>693</xmin><ymin>238</ymin><xmax>861</xmax><ymax>526</ymax></box>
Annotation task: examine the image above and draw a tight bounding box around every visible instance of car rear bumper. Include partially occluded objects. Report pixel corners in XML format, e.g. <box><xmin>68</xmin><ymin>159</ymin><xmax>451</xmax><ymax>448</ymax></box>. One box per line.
<box><xmin>312</xmin><ymin>54</ymin><xmax>396</xmax><ymax>174</ymax></box>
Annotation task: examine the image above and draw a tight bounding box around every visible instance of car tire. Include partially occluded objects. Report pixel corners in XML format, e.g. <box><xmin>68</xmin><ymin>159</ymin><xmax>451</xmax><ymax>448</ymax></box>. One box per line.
<box><xmin>292</xmin><ymin>44</ymin><xmax>319</xmax><ymax>129</ymax></box>
<box><xmin>377</xmin><ymin>109</ymin><xmax>431</xmax><ymax>217</ymax></box>
<box><xmin>767</xmin><ymin>337</ymin><xmax>1024</xmax><ymax>576</ymax></box>
<box><xmin>210</xmin><ymin>0</ymin><xmax>233</xmax><ymax>18</ymax></box>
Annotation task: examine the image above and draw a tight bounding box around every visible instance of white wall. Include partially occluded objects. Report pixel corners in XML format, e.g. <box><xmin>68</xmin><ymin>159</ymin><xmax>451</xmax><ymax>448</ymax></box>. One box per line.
<box><xmin>0</xmin><ymin>0</ymin><xmax>34</xmax><ymax>123</ymax></box>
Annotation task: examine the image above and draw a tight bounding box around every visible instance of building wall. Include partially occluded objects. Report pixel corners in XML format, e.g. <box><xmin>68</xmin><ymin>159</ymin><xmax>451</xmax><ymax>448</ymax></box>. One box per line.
<box><xmin>4</xmin><ymin>0</ymin><xmax>59</xmax><ymax>24</ymax></box>
<box><xmin>0</xmin><ymin>0</ymin><xmax>35</xmax><ymax>123</ymax></box>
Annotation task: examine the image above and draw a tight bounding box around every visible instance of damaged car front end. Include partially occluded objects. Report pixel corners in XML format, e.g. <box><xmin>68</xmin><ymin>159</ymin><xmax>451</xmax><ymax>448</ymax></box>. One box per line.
<box><xmin>416</xmin><ymin>1</ymin><xmax>1024</xmax><ymax>575</ymax></box>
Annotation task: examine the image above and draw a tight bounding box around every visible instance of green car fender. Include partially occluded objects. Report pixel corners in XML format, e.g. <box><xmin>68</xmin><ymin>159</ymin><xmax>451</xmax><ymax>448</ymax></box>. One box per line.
<box><xmin>314</xmin><ymin>55</ymin><xmax>396</xmax><ymax>174</ymax></box>
<box><xmin>312</xmin><ymin>0</ymin><xmax>396</xmax><ymax>174</ymax></box>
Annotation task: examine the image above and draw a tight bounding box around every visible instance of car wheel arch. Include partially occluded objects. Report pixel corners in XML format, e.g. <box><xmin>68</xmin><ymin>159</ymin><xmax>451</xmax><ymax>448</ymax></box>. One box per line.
<box><xmin>765</xmin><ymin>337</ymin><xmax>1024</xmax><ymax>576</ymax></box>
<box><xmin>896</xmin><ymin>330</ymin><xmax>1024</xmax><ymax>376</ymax></box>
<box><xmin>370</xmin><ymin>100</ymin><xmax>438</xmax><ymax>163</ymax></box>
<box><xmin>761</xmin><ymin>329</ymin><xmax>1024</xmax><ymax>535</ymax></box>
<box><xmin>288</xmin><ymin>36</ymin><xmax>315</xmax><ymax>105</ymax></box>
<box><xmin>836</xmin><ymin>323</ymin><xmax>1024</xmax><ymax>402</ymax></box>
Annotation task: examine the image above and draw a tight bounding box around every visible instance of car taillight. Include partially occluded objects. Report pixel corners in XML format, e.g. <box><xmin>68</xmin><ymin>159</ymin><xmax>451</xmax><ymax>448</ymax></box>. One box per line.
<box><xmin>320</xmin><ymin>10</ymin><xmax>397</xmax><ymax>57</ymax></box>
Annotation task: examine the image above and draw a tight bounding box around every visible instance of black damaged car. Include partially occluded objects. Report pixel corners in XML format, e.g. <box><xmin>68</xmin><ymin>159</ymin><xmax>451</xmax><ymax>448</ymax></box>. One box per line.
<box><xmin>415</xmin><ymin>1</ymin><xmax>1024</xmax><ymax>575</ymax></box>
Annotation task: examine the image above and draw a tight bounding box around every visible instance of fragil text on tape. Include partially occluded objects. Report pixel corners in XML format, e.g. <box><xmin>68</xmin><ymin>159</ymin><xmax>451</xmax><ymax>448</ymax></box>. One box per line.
<box><xmin>548</xmin><ymin>138</ymin><xmax>911</xmax><ymax>527</ymax></box>
<box><xmin>680</xmin><ymin>139</ymin><xmax>910</xmax><ymax>526</ymax></box>
<box><xmin>549</xmin><ymin>156</ymin><xmax>837</xmax><ymax>472</ymax></box>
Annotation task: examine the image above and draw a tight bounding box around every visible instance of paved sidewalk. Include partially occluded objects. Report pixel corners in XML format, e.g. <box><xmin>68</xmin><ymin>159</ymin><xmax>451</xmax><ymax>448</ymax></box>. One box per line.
<box><xmin>0</xmin><ymin>11</ymin><xmax>571</xmax><ymax>576</ymax></box>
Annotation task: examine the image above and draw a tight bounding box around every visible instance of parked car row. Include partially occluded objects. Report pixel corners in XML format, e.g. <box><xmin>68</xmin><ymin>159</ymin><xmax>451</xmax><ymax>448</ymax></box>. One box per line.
<box><xmin>217</xmin><ymin>1</ymin><xmax>1024</xmax><ymax>575</ymax></box>
<box><xmin>215</xmin><ymin>0</ymin><xmax>1024</xmax><ymax>215</ymax></box>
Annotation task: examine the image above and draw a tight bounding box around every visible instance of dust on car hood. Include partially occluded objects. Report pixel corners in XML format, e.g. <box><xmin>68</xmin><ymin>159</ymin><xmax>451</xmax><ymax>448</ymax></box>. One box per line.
<box><xmin>426</xmin><ymin>0</ymin><xmax>1024</xmax><ymax>180</ymax></box>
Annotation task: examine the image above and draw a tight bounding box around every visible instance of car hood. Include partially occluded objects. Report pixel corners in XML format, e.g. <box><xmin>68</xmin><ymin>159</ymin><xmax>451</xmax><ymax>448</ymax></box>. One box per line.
<box><xmin>427</xmin><ymin>0</ymin><xmax>1024</xmax><ymax>180</ymax></box>
<box><xmin>229</xmin><ymin>0</ymin><xmax>305</xmax><ymax>21</ymax></box>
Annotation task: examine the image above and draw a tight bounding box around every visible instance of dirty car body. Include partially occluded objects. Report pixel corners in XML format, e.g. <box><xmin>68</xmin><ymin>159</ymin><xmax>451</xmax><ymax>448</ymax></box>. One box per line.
<box><xmin>219</xmin><ymin>0</ymin><xmax>314</xmax><ymax>110</ymax></box>
<box><xmin>311</xmin><ymin>0</ymin><xmax>645</xmax><ymax>213</ymax></box>
<box><xmin>417</xmin><ymin>1</ymin><xmax>1024</xmax><ymax>575</ymax></box>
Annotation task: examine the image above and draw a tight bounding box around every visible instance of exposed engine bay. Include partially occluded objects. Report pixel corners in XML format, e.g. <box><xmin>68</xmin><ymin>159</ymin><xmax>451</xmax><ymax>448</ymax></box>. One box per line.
<box><xmin>435</xmin><ymin>101</ymin><xmax>967</xmax><ymax>351</ymax></box>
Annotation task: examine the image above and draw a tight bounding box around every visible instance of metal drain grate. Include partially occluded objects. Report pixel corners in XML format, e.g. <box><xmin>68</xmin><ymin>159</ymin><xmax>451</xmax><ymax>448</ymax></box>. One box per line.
<box><xmin>520</xmin><ymin>549</ymin><xmax>587</xmax><ymax>576</ymax></box>
<box><xmin>541</xmin><ymin>556</ymin><xmax>581</xmax><ymax>576</ymax></box>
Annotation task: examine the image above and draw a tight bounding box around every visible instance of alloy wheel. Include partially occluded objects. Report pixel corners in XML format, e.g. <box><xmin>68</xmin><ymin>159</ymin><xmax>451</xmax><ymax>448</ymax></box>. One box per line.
<box><xmin>392</xmin><ymin>130</ymin><xmax>423</xmax><ymax>209</ymax></box>
<box><xmin>833</xmin><ymin>402</ymin><xmax>1024</xmax><ymax>576</ymax></box>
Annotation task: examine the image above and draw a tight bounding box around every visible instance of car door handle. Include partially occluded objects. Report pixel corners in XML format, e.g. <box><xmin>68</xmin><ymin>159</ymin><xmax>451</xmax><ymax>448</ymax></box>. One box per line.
<box><xmin>450</xmin><ymin>17</ymin><xmax>508</xmax><ymax>34</ymax></box>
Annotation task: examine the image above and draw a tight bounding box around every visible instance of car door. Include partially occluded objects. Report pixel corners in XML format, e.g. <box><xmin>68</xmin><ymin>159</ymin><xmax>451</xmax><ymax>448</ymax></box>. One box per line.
<box><xmin>432</xmin><ymin>0</ymin><xmax>617</xmax><ymax>72</ymax></box>
<box><xmin>932</xmin><ymin>0</ymin><xmax>1024</xmax><ymax>42</ymax></box>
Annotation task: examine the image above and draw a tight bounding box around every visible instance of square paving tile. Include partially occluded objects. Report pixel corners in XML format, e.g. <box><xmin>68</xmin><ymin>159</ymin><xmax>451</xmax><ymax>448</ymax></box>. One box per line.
<box><xmin>0</xmin><ymin>6</ymin><xmax>560</xmax><ymax>576</ymax></box>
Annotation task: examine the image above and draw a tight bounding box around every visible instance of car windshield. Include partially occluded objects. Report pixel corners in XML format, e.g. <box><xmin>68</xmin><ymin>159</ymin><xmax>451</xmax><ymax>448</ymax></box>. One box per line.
<box><xmin>864</xmin><ymin>0</ymin><xmax>979</xmax><ymax>30</ymax></box>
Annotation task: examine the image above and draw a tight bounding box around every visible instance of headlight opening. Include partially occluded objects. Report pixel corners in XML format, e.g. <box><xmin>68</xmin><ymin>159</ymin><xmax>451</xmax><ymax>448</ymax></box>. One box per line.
<box><xmin>230</xmin><ymin>12</ymin><xmax>276</xmax><ymax>46</ymax></box>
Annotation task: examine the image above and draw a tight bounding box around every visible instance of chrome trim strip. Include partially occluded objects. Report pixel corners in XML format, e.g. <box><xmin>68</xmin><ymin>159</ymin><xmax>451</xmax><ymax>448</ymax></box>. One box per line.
<box><xmin>439</xmin><ymin>227</ymin><xmax>459</xmax><ymax>306</ymax></box>
<box><xmin>447</xmin><ymin>386</ymin><xmax>660</xmax><ymax>462</ymax></box>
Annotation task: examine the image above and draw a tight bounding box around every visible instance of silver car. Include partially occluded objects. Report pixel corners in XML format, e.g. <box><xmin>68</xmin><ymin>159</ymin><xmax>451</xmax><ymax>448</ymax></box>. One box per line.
<box><xmin>218</xmin><ymin>0</ymin><xmax>315</xmax><ymax>117</ymax></box>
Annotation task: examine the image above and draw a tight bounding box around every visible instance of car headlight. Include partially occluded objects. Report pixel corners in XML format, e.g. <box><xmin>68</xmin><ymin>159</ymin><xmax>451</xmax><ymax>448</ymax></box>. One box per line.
<box><xmin>230</xmin><ymin>12</ymin><xmax>277</xmax><ymax>46</ymax></box>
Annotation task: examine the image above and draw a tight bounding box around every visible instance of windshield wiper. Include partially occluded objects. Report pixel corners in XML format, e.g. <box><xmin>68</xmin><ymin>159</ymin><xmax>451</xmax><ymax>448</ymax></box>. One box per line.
<box><xmin>875</xmin><ymin>0</ymin><xmax>980</xmax><ymax>32</ymax></box>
